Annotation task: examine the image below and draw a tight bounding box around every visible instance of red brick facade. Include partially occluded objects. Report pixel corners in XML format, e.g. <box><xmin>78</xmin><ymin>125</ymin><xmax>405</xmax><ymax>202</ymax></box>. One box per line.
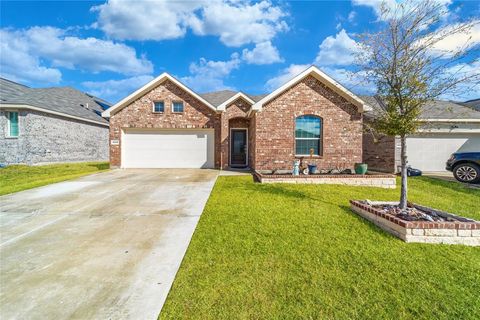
<box><xmin>362</xmin><ymin>129</ymin><xmax>397</xmax><ymax>173</ymax></box>
<box><xmin>220</xmin><ymin>97</ymin><xmax>253</xmax><ymax>168</ymax></box>
<box><xmin>108</xmin><ymin>80</ymin><xmax>221</xmax><ymax>168</ymax></box>
<box><xmin>108</xmin><ymin>75</ymin><xmax>364</xmax><ymax>170</ymax></box>
<box><xmin>252</xmin><ymin>76</ymin><xmax>363</xmax><ymax>171</ymax></box>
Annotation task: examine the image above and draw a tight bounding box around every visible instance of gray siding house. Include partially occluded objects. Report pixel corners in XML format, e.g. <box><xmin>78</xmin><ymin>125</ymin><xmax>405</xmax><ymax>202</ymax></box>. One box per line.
<box><xmin>0</xmin><ymin>78</ymin><xmax>110</xmax><ymax>165</ymax></box>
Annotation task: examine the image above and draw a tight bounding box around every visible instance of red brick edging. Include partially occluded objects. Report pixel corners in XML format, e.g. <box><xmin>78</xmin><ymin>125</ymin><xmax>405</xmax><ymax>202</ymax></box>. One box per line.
<box><xmin>350</xmin><ymin>200</ymin><xmax>480</xmax><ymax>230</ymax></box>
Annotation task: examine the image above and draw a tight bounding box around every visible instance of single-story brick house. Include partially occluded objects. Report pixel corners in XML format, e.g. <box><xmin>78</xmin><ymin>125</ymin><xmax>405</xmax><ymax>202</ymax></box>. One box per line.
<box><xmin>0</xmin><ymin>78</ymin><xmax>110</xmax><ymax>165</ymax></box>
<box><xmin>102</xmin><ymin>66</ymin><xmax>371</xmax><ymax>170</ymax></box>
<box><xmin>362</xmin><ymin>96</ymin><xmax>480</xmax><ymax>172</ymax></box>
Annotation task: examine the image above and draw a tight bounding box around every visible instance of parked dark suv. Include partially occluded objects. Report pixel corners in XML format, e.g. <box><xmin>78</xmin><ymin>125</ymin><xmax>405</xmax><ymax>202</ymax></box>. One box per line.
<box><xmin>446</xmin><ymin>152</ymin><xmax>480</xmax><ymax>183</ymax></box>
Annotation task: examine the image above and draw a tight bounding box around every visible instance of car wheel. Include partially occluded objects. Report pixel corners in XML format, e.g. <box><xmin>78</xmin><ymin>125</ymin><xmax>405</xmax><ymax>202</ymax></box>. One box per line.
<box><xmin>453</xmin><ymin>163</ymin><xmax>480</xmax><ymax>183</ymax></box>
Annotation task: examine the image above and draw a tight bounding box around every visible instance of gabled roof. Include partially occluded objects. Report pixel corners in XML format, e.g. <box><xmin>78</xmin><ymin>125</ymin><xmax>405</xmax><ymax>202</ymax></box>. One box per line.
<box><xmin>252</xmin><ymin>65</ymin><xmax>370</xmax><ymax>112</ymax></box>
<box><xmin>0</xmin><ymin>78</ymin><xmax>110</xmax><ymax>126</ymax></box>
<box><xmin>200</xmin><ymin>90</ymin><xmax>265</xmax><ymax>107</ymax></box>
<box><xmin>102</xmin><ymin>73</ymin><xmax>217</xmax><ymax>117</ymax></box>
<box><xmin>362</xmin><ymin>95</ymin><xmax>480</xmax><ymax>122</ymax></box>
<box><xmin>216</xmin><ymin>92</ymin><xmax>256</xmax><ymax>111</ymax></box>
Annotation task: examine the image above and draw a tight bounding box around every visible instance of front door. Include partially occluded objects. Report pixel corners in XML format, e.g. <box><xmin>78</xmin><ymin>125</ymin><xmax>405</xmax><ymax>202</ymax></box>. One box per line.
<box><xmin>230</xmin><ymin>129</ymin><xmax>247</xmax><ymax>167</ymax></box>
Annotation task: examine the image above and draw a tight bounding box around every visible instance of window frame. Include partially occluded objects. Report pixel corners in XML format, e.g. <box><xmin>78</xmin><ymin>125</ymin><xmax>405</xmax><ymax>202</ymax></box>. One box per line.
<box><xmin>172</xmin><ymin>101</ymin><xmax>184</xmax><ymax>113</ymax></box>
<box><xmin>152</xmin><ymin>101</ymin><xmax>165</xmax><ymax>113</ymax></box>
<box><xmin>294</xmin><ymin>115</ymin><xmax>322</xmax><ymax>156</ymax></box>
<box><xmin>6</xmin><ymin>111</ymin><xmax>19</xmax><ymax>138</ymax></box>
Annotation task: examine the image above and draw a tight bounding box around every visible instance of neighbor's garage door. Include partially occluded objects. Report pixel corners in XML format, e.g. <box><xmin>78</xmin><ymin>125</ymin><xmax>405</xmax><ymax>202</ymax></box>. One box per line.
<box><xmin>406</xmin><ymin>133</ymin><xmax>480</xmax><ymax>171</ymax></box>
<box><xmin>122</xmin><ymin>129</ymin><xmax>215</xmax><ymax>168</ymax></box>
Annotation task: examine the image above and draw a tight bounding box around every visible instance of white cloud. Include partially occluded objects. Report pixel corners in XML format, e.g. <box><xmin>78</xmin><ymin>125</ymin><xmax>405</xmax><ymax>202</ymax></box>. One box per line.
<box><xmin>428</xmin><ymin>21</ymin><xmax>480</xmax><ymax>58</ymax></box>
<box><xmin>352</xmin><ymin>0</ymin><xmax>452</xmax><ymax>20</ymax></box>
<box><xmin>0</xmin><ymin>29</ymin><xmax>61</xmax><ymax>84</ymax></box>
<box><xmin>440</xmin><ymin>59</ymin><xmax>480</xmax><ymax>101</ymax></box>
<box><xmin>181</xmin><ymin>53</ymin><xmax>241</xmax><ymax>92</ymax></box>
<box><xmin>315</xmin><ymin>29</ymin><xmax>360</xmax><ymax>66</ymax></box>
<box><xmin>25</xmin><ymin>27</ymin><xmax>153</xmax><ymax>75</ymax></box>
<box><xmin>348</xmin><ymin>11</ymin><xmax>357</xmax><ymax>23</ymax></box>
<box><xmin>242</xmin><ymin>41</ymin><xmax>283</xmax><ymax>65</ymax></box>
<box><xmin>0</xmin><ymin>26</ymin><xmax>153</xmax><ymax>85</ymax></box>
<box><xmin>321</xmin><ymin>66</ymin><xmax>375</xmax><ymax>95</ymax></box>
<box><xmin>91</xmin><ymin>0</ymin><xmax>288</xmax><ymax>47</ymax></box>
<box><xmin>191</xmin><ymin>0</ymin><xmax>288</xmax><ymax>47</ymax></box>
<box><xmin>81</xmin><ymin>75</ymin><xmax>154</xmax><ymax>103</ymax></box>
<box><xmin>351</xmin><ymin>0</ymin><xmax>397</xmax><ymax>17</ymax></box>
<box><xmin>91</xmin><ymin>0</ymin><xmax>204</xmax><ymax>41</ymax></box>
<box><xmin>265</xmin><ymin>64</ymin><xmax>310</xmax><ymax>90</ymax></box>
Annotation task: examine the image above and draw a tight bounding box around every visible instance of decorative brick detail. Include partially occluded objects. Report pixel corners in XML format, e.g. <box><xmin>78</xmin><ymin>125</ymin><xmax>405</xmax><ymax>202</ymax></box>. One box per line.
<box><xmin>350</xmin><ymin>200</ymin><xmax>480</xmax><ymax>246</ymax></box>
<box><xmin>108</xmin><ymin>80</ymin><xmax>221</xmax><ymax>168</ymax></box>
<box><xmin>253</xmin><ymin>75</ymin><xmax>362</xmax><ymax>171</ymax></box>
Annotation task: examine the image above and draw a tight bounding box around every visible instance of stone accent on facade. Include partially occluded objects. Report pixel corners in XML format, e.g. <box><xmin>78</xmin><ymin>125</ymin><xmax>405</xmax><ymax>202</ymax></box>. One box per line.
<box><xmin>255</xmin><ymin>172</ymin><xmax>396</xmax><ymax>188</ymax></box>
<box><xmin>253</xmin><ymin>75</ymin><xmax>363</xmax><ymax>171</ymax></box>
<box><xmin>108</xmin><ymin>79</ymin><xmax>222</xmax><ymax>168</ymax></box>
<box><xmin>0</xmin><ymin>110</ymin><xmax>108</xmax><ymax>165</ymax></box>
<box><xmin>350</xmin><ymin>200</ymin><xmax>480</xmax><ymax>246</ymax></box>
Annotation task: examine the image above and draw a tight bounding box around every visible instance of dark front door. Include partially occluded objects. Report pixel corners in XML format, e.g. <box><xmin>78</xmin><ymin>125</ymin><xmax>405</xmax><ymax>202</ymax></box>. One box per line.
<box><xmin>230</xmin><ymin>129</ymin><xmax>247</xmax><ymax>167</ymax></box>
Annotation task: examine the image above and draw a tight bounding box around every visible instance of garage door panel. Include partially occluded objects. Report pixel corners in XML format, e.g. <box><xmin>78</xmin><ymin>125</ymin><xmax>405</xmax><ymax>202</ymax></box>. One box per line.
<box><xmin>122</xmin><ymin>129</ymin><xmax>215</xmax><ymax>168</ymax></box>
<box><xmin>407</xmin><ymin>134</ymin><xmax>480</xmax><ymax>171</ymax></box>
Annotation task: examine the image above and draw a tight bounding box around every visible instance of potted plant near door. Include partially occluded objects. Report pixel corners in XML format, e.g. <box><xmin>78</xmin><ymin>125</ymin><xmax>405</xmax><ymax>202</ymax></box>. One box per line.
<box><xmin>307</xmin><ymin>148</ymin><xmax>317</xmax><ymax>174</ymax></box>
<box><xmin>354</xmin><ymin>163</ymin><xmax>368</xmax><ymax>175</ymax></box>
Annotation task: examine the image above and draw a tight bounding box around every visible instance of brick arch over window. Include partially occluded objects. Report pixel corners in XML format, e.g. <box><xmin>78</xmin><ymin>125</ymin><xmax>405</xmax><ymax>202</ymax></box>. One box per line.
<box><xmin>295</xmin><ymin>115</ymin><xmax>322</xmax><ymax>156</ymax></box>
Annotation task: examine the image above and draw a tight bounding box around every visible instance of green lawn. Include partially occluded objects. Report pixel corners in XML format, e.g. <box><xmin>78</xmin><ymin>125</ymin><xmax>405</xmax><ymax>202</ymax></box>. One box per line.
<box><xmin>161</xmin><ymin>176</ymin><xmax>480</xmax><ymax>320</ymax></box>
<box><xmin>0</xmin><ymin>162</ymin><xmax>109</xmax><ymax>196</ymax></box>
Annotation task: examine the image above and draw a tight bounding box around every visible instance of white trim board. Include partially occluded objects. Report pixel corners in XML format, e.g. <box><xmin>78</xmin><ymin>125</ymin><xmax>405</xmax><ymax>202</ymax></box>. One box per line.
<box><xmin>418</xmin><ymin>119</ymin><xmax>480</xmax><ymax>123</ymax></box>
<box><xmin>217</xmin><ymin>92</ymin><xmax>255</xmax><ymax>111</ymax></box>
<box><xmin>252</xmin><ymin>65</ymin><xmax>370</xmax><ymax>113</ymax></box>
<box><xmin>102</xmin><ymin>73</ymin><xmax>217</xmax><ymax>117</ymax></box>
<box><xmin>0</xmin><ymin>104</ymin><xmax>109</xmax><ymax>127</ymax></box>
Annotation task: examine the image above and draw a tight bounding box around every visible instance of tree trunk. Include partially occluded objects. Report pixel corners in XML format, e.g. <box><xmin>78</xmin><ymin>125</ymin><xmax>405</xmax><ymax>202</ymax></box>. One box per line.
<box><xmin>399</xmin><ymin>134</ymin><xmax>408</xmax><ymax>209</ymax></box>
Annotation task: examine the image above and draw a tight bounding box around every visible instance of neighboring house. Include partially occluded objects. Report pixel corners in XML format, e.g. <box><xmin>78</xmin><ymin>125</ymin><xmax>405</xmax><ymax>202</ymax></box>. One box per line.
<box><xmin>102</xmin><ymin>66</ymin><xmax>370</xmax><ymax>170</ymax></box>
<box><xmin>362</xmin><ymin>96</ymin><xmax>480</xmax><ymax>172</ymax></box>
<box><xmin>0</xmin><ymin>78</ymin><xmax>110</xmax><ymax>165</ymax></box>
<box><xmin>460</xmin><ymin>98</ymin><xmax>480</xmax><ymax>111</ymax></box>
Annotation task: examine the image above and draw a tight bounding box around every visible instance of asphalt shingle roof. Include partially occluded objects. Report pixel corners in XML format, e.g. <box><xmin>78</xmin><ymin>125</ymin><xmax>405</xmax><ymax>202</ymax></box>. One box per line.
<box><xmin>360</xmin><ymin>95</ymin><xmax>480</xmax><ymax>120</ymax></box>
<box><xmin>199</xmin><ymin>90</ymin><xmax>267</xmax><ymax>107</ymax></box>
<box><xmin>459</xmin><ymin>98</ymin><xmax>480</xmax><ymax>111</ymax></box>
<box><xmin>0</xmin><ymin>78</ymin><xmax>110</xmax><ymax>124</ymax></box>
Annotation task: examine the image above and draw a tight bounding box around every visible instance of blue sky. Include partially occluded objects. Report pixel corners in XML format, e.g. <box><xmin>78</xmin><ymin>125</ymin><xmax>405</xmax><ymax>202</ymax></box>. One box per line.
<box><xmin>1</xmin><ymin>0</ymin><xmax>479</xmax><ymax>103</ymax></box>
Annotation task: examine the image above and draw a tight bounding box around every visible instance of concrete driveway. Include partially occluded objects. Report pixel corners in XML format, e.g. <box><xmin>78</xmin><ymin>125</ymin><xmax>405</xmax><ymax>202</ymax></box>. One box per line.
<box><xmin>0</xmin><ymin>169</ymin><xmax>218</xmax><ymax>319</ymax></box>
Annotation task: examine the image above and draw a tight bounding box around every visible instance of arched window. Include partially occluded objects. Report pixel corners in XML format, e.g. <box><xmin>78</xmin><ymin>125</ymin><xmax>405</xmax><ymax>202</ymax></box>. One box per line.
<box><xmin>295</xmin><ymin>115</ymin><xmax>322</xmax><ymax>155</ymax></box>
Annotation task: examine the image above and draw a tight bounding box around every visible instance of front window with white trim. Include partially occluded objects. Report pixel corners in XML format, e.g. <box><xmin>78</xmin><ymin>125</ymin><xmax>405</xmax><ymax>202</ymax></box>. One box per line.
<box><xmin>295</xmin><ymin>115</ymin><xmax>322</xmax><ymax>155</ymax></box>
<box><xmin>172</xmin><ymin>101</ymin><xmax>184</xmax><ymax>113</ymax></box>
<box><xmin>153</xmin><ymin>101</ymin><xmax>164</xmax><ymax>113</ymax></box>
<box><xmin>6</xmin><ymin>111</ymin><xmax>19</xmax><ymax>137</ymax></box>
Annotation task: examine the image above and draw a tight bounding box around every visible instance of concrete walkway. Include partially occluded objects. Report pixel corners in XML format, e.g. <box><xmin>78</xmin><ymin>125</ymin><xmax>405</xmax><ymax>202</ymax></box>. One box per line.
<box><xmin>0</xmin><ymin>169</ymin><xmax>218</xmax><ymax>319</ymax></box>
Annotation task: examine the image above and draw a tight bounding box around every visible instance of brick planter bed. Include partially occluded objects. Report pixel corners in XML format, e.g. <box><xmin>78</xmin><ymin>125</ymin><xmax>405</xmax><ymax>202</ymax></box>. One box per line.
<box><xmin>254</xmin><ymin>171</ymin><xmax>396</xmax><ymax>188</ymax></box>
<box><xmin>350</xmin><ymin>200</ymin><xmax>480</xmax><ymax>246</ymax></box>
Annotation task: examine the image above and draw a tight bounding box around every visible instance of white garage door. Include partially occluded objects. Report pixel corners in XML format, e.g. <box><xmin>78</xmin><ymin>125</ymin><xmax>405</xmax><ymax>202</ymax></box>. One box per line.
<box><xmin>406</xmin><ymin>134</ymin><xmax>480</xmax><ymax>171</ymax></box>
<box><xmin>122</xmin><ymin>129</ymin><xmax>215</xmax><ymax>168</ymax></box>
